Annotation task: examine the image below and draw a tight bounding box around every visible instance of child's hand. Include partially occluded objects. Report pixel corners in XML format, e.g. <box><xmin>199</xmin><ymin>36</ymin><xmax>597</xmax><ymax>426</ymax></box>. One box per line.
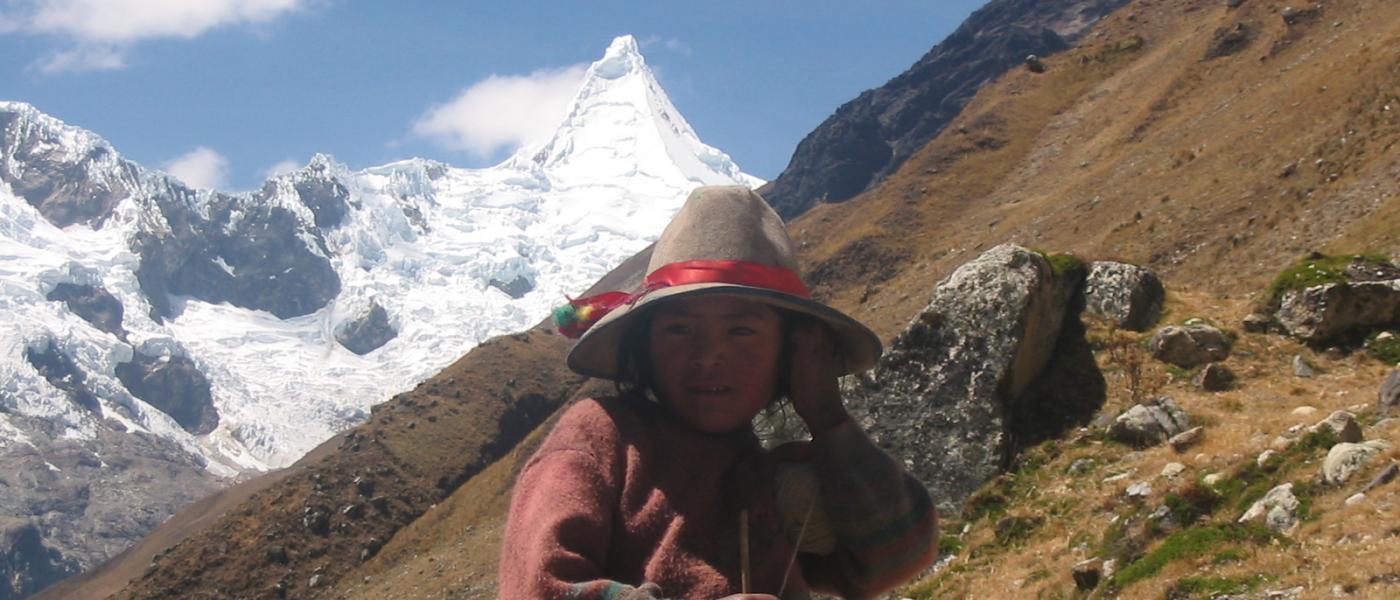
<box><xmin>787</xmin><ymin>320</ymin><xmax>850</xmax><ymax>436</ymax></box>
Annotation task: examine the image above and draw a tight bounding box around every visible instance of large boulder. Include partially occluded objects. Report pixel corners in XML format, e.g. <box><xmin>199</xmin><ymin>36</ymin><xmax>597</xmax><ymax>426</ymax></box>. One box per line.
<box><xmin>1323</xmin><ymin>441</ymin><xmax>1391</xmax><ymax>485</ymax></box>
<box><xmin>1149</xmin><ymin>324</ymin><xmax>1232</xmax><ymax>368</ymax></box>
<box><xmin>844</xmin><ymin>244</ymin><xmax>1093</xmax><ymax>513</ymax></box>
<box><xmin>1276</xmin><ymin>281</ymin><xmax>1400</xmax><ymax>345</ymax></box>
<box><xmin>1082</xmin><ymin>261</ymin><xmax>1165</xmax><ymax>331</ymax></box>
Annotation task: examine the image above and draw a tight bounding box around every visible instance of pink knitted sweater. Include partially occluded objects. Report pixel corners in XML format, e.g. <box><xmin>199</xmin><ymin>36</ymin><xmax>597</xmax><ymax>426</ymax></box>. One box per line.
<box><xmin>499</xmin><ymin>396</ymin><xmax>937</xmax><ymax>599</ymax></box>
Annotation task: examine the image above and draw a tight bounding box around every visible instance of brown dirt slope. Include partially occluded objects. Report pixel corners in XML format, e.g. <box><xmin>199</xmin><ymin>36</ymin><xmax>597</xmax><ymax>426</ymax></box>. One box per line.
<box><xmin>319</xmin><ymin>0</ymin><xmax>1398</xmax><ymax>597</ymax></box>
<box><xmin>82</xmin><ymin>0</ymin><xmax>1399</xmax><ymax>597</ymax></box>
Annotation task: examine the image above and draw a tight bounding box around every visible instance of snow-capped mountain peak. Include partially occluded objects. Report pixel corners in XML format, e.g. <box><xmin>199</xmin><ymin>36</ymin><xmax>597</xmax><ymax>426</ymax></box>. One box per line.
<box><xmin>1</xmin><ymin>34</ymin><xmax>763</xmax><ymax>580</ymax></box>
<box><xmin>511</xmin><ymin>35</ymin><xmax>762</xmax><ymax>189</ymax></box>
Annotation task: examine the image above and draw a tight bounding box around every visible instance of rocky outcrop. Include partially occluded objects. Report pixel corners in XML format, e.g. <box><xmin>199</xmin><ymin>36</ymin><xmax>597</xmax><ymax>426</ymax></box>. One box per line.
<box><xmin>45</xmin><ymin>283</ymin><xmax>126</xmax><ymax>339</ymax></box>
<box><xmin>0</xmin><ymin>518</ymin><xmax>81</xmax><ymax>600</ymax></box>
<box><xmin>1149</xmin><ymin>324</ymin><xmax>1232</xmax><ymax>368</ymax></box>
<box><xmin>0</xmin><ymin>104</ymin><xmax>140</xmax><ymax>228</ymax></box>
<box><xmin>23</xmin><ymin>339</ymin><xmax>100</xmax><ymax>414</ymax></box>
<box><xmin>1083</xmin><ymin>261</ymin><xmax>1164</xmax><ymax>331</ymax></box>
<box><xmin>845</xmin><ymin>244</ymin><xmax>1099</xmax><ymax>512</ymax></box>
<box><xmin>1276</xmin><ymin>280</ymin><xmax>1400</xmax><ymax>346</ymax></box>
<box><xmin>290</xmin><ymin>155</ymin><xmax>352</xmax><ymax>229</ymax></box>
<box><xmin>759</xmin><ymin>0</ymin><xmax>1132</xmax><ymax>219</ymax></box>
<box><xmin>489</xmin><ymin>274</ymin><xmax>535</xmax><ymax>299</ymax></box>
<box><xmin>114</xmin><ymin>351</ymin><xmax>218</xmax><ymax>435</ymax></box>
<box><xmin>0</xmin><ymin>413</ymin><xmax>221</xmax><ymax>600</ymax></box>
<box><xmin>334</xmin><ymin>302</ymin><xmax>397</xmax><ymax>355</ymax></box>
<box><xmin>132</xmin><ymin>183</ymin><xmax>341</xmax><ymax>321</ymax></box>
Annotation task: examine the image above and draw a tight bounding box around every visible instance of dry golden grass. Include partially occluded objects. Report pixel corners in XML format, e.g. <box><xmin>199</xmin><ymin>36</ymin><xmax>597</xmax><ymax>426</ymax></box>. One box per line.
<box><xmin>75</xmin><ymin>0</ymin><xmax>1400</xmax><ymax>597</ymax></box>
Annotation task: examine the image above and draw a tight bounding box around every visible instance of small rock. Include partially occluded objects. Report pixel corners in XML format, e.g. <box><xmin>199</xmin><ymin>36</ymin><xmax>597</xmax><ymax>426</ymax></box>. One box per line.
<box><xmin>1203</xmin><ymin>473</ymin><xmax>1224</xmax><ymax>486</ymax></box>
<box><xmin>1025</xmin><ymin>54</ymin><xmax>1046</xmax><ymax>73</ymax></box>
<box><xmin>1110</xmin><ymin>397</ymin><xmax>1192</xmax><ymax>447</ymax></box>
<box><xmin>1293</xmin><ymin>355</ymin><xmax>1317</xmax><ymax>378</ymax></box>
<box><xmin>1291</xmin><ymin>406</ymin><xmax>1319</xmax><ymax>417</ymax></box>
<box><xmin>1239</xmin><ymin>483</ymin><xmax>1300</xmax><ymax>533</ymax></box>
<box><xmin>1161</xmin><ymin>462</ymin><xmax>1187</xmax><ymax>479</ymax></box>
<box><xmin>308</xmin><ymin>574</ymin><xmax>322</xmax><ymax>588</ymax></box>
<box><xmin>1380</xmin><ymin>370</ymin><xmax>1400</xmax><ymax>414</ymax></box>
<box><xmin>1257</xmin><ymin>449</ymin><xmax>1278</xmax><ymax>466</ymax></box>
<box><xmin>1271</xmin><ymin>436</ymin><xmax>1297</xmax><ymax>451</ymax></box>
<box><xmin>1150</xmin><ymin>324</ymin><xmax>1232</xmax><ymax>368</ymax></box>
<box><xmin>1195</xmin><ymin>363</ymin><xmax>1236</xmax><ymax>391</ymax></box>
<box><xmin>1071</xmin><ymin>557</ymin><xmax>1104</xmax><ymax>590</ymax></box>
<box><xmin>1102</xmin><ymin>559</ymin><xmax>1118</xmax><ymax>581</ymax></box>
<box><xmin>1243</xmin><ymin>312</ymin><xmax>1275</xmax><ymax>333</ymax></box>
<box><xmin>1312</xmin><ymin>410</ymin><xmax>1363</xmax><ymax>443</ymax></box>
<box><xmin>1068</xmin><ymin>458</ymin><xmax>1095</xmax><ymax>475</ymax></box>
<box><xmin>1126</xmin><ymin>481</ymin><xmax>1152</xmax><ymax>500</ymax></box>
<box><xmin>1345</xmin><ymin>493</ymin><xmax>1367</xmax><ymax>506</ymax></box>
<box><xmin>1359</xmin><ymin>462</ymin><xmax>1399</xmax><ymax>493</ymax></box>
<box><xmin>354</xmin><ymin>476</ymin><xmax>375</xmax><ymax>497</ymax></box>
<box><xmin>302</xmin><ymin>505</ymin><xmax>331</xmax><ymax>535</ymax></box>
<box><xmin>341</xmin><ymin>503</ymin><xmax>364</xmax><ymax>519</ymax></box>
<box><xmin>1169</xmin><ymin>426</ymin><xmax>1205</xmax><ymax>453</ymax></box>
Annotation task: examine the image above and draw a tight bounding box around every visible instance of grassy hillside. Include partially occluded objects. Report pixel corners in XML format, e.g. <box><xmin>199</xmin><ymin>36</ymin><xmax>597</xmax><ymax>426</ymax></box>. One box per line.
<box><xmin>72</xmin><ymin>0</ymin><xmax>1399</xmax><ymax>597</ymax></box>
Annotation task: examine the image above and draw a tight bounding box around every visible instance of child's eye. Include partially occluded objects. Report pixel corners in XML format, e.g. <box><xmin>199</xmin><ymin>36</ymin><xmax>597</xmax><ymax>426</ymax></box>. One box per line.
<box><xmin>662</xmin><ymin>323</ymin><xmax>691</xmax><ymax>335</ymax></box>
<box><xmin>729</xmin><ymin>326</ymin><xmax>756</xmax><ymax>336</ymax></box>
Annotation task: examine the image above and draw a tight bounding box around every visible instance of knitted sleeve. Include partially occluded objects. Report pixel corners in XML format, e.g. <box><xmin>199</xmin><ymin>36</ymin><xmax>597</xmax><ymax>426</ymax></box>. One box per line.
<box><xmin>800</xmin><ymin>418</ymin><xmax>939</xmax><ymax>599</ymax></box>
<box><xmin>497</xmin><ymin>402</ymin><xmax>666</xmax><ymax>600</ymax></box>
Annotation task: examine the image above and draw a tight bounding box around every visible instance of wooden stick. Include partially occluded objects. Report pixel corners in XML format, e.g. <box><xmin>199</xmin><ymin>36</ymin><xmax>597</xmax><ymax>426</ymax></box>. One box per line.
<box><xmin>778</xmin><ymin>498</ymin><xmax>816</xmax><ymax>598</ymax></box>
<box><xmin>740</xmin><ymin>509</ymin><xmax>751</xmax><ymax>593</ymax></box>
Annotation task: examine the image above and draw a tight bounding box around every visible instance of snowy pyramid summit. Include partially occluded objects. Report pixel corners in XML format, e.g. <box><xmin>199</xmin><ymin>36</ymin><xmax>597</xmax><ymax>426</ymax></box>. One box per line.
<box><xmin>0</xmin><ymin>34</ymin><xmax>763</xmax><ymax>577</ymax></box>
<box><xmin>511</xmin><ymin>35</ymin><xmax>762</xmax><ymax>189</ymax></box>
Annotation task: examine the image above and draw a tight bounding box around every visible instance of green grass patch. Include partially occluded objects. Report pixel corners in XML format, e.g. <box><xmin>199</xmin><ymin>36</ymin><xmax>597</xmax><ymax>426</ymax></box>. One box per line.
<box><xmin>1110</xmin><ymin>524</ymin><xmax>1276</xmax><ymax>589</ymax></box>
<box><xmin>939</xmin><ymin>534</ymin><xmax>964</xmax><ymax>557</ymax></box>
<box><xmin>1211</xmin><ymin>548</ymin><xmax>1248</xmax><ymax>564</ymax></box>
<box><xmin>1168</xmin><ymin>573</ymin><xmax>1273</xmax><ymax>598</ymax></box>
<box><xmin>994</xmin><ymin>514</ymin><xmax>1045</xmax><ymax>546</ymax></box>
<box><xmin>1164</xmin><ymin>483</ymin><xmax>1222</xmax><ymax>525</ymax></box>
<box><xmin>1366</xmin><ymin>331</ymin><xmax>1400</xmax><ymax>365</ymax></box>
<box><xmin>1216</xmin><ymin>427</ymin><xmax>1339</xmax><ymax>513</ymax></box>
<box><xmin>1261</xmin><ymin>253</ymin><xmax>1393</xmax><ymax>309</ymax></box>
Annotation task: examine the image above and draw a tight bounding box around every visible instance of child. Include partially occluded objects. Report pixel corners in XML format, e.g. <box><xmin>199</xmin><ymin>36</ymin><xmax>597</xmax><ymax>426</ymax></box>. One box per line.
<box><xmin>499</xmin><ymin>186</ymin><xmax>937</xmax><ymax>599</ymax></box>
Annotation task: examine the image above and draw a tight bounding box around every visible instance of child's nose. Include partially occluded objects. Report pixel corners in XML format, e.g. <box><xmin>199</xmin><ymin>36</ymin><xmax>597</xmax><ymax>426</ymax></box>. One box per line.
<box><xmin>689</xmin><ymin>332</ymin><xmax>726</xmax><ymax>367</ymax></box>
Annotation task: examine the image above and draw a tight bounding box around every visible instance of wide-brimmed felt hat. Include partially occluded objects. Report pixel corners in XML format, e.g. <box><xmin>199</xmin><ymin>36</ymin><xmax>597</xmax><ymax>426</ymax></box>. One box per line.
<box><xmin>556</xmin><ymin>185</ymin><xmax>882</xmax><ymax>380</ymax></box>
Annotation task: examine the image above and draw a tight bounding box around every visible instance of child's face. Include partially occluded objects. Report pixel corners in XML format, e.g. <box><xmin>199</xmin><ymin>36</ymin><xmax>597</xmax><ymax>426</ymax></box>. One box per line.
<box><xmin>647</xmin><ymin>295</ymin><xmax>783</xmax><ymax>433</ymax></box>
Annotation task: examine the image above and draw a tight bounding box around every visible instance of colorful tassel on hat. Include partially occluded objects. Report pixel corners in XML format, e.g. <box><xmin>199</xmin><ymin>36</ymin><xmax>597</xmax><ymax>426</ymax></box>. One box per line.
<box><xmin>553</xmin><ymin>291</ymin><xmax>632</xmax><ymax>339</ymax></box>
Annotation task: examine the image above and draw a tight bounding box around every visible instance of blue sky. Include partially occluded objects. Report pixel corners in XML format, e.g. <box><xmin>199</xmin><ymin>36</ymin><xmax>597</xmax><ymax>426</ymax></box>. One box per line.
<box><xmin>1</xmin><ymin>1</ymin><xmax>987</xmax><ymax>190</ymax></box>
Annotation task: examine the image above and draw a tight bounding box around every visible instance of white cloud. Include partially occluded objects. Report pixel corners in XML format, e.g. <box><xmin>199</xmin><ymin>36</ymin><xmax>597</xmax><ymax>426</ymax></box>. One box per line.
<box><xmin>410</xmin><ymin>64</ymin><xmax>588</xmax><ymax>159</ymax></box>
<box><xmin>262</xmin><ymin>158</ymin><xmax>301</xmax><ymax>179</ymax></box>
<box><xmin>165</xmin><ymin>147</ymin><xmax>229</xmax><ymax>190</ymax></box>
<box><xmin>640</xmin><ymin>35</ymin><xmax>692</xmax><ymax>57</ymax></box>
<box><xmin>33</xmin><ymin>44</ymin><xmax>124</xmax><ymax>72</ymax></box>
<box><xmin>2</xmin><ymin>0</ymin><xmax>310</xmax><ymax>72</ymax></box>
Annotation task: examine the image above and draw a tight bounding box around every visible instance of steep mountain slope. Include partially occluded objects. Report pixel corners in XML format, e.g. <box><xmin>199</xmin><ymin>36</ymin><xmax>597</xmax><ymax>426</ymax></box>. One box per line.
<box><xmin>2</xmin><ymin>35</ymin><xmax>758</xmax><ymax>599</ymax></box>
<box><xmin>57</xmin><ymin>0</ymin><xmax>1400</xmax><ymax>597</ymax></box>
<box><xmin>759</xmin><ymin>0</ymin><xmax>1132</xmax><ymax>219</ymax></box>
